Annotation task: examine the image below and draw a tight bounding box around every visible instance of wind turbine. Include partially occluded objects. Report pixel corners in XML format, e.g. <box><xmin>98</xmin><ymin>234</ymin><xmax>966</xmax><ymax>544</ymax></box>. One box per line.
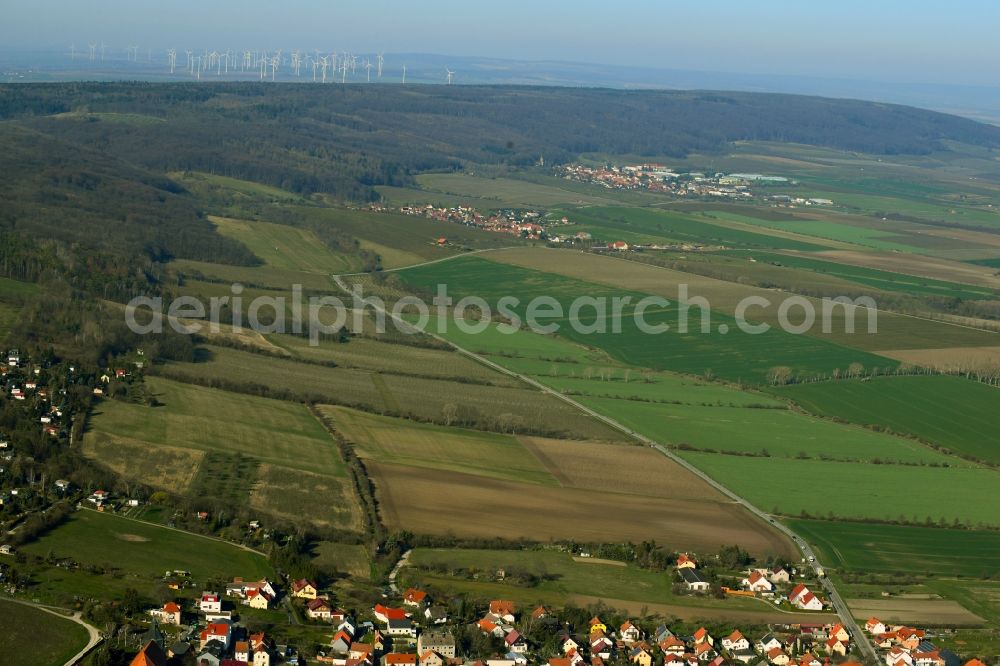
<box><xmin>402</xmin><ymin>64</ymin><xmax>406</xmax><ymax>84</ymax></box>
<box><xmin>377</xmin><ymin>52</ymin><xmax>384</xmax><ymax>78</ymax></box>
<box><xmin>365</xmin><ymin>59</ymin><xmax>373</xmax><ymax>82</ymax></box>
<box><xmin>88</xmin><ymin>43</ymin><xmax>97</xmax><ymax>61</ymax></box>
<box><xmin>70</xmin><ymin>44</ymin><xmax>76</xmax><ymax>60</ymax></box>
<box><xmin>446</xmin><ymin>68</ymin><xmax>454</xmax><ymax>85</ymax></box>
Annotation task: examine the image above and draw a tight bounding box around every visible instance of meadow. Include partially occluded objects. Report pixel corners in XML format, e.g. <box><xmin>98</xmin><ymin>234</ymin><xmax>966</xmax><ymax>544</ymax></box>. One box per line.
<box><xmin>415</xmin><ymin>173</ymin><xmax>624</xmax><ymax>207</ymax></box>
<box><xmin>787</xmin><ymin>518</ymin><xmax>1000</xmax><ymax>577</ymax></box>
<box><xmin>774</xmin><ymin>376</ymin><xmax>1000</xmax><ymax>465</ymax></box>
<box><xmin>0</xmin><ymin>599</ymin><xmax>90</xmax><ymax>666</ymax></box>
<box><xmin>209</xmin><ymin>215</ymin><xmax>357</xmax><ymax>273</ymax></box>
<box><xmin>22</xmin><ymin>509</ymin><xmax>273</xmax><ymax>580</ymax></box>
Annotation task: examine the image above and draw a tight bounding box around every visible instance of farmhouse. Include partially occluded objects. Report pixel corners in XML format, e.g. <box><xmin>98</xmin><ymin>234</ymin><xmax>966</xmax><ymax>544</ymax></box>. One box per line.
<box><xmin>678</xmin><ymin>567</ymin><xmax>710</xmax><ymax>591</ymax></box>
<box><xmin>291</xmin><ymin>578</ymin><xmax>318</xmax><ymax>599</ymax></box>
<box><xmin>403</xmin><ymin>587</ymin><xmax>428</xmax><ymax>606</ymax></box>
<box><xmin>149</xmin><ymin>601</ymin><xmax>182</xmax><ymax>626</ymax></box>
<box><xmin>306</xmin><ymin>597</ymin><xmax>334</xmax><ymax>620</ymax></box>
<box><xmin>676</xmin><ymin>554</ymin><xmax>697</xmax><ymax>569</ymax></box>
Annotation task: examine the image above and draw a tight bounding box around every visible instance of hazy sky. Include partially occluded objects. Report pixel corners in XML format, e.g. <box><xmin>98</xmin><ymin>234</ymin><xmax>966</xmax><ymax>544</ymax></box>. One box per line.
<box><xmin>4</xmin><ymin>0</ymin><xmax>998</xmax><ymax>86</ymax></box>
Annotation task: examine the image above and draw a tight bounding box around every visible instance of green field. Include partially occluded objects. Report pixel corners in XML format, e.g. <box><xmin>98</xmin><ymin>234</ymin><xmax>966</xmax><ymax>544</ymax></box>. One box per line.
<box><xmin>400</xmin><ymin>254</ymin><xmax>893</xmax><ymax>383</ymax></box>
<box><xmin>23</xmin><ymin>509</ymin><xmax>273</xmax><ymax>579</ymax></box>
<box><xmin>0</xmin><ymin>599</ymin><xmax>90</xmax><ymax>666</ymax></box>
<box><xmin>774</xmin><ymin>376</ymin><xmax>1000</xmax><ymax>465</ymax></box>
<box><xmin>787</xmin><ymin>519</ymin><xmax>1000</xmax><ymax>577</ymax></box>
<box><xmin>721</xmin><ymin>250</ymin><xmax>999</xmax><ymax>300</ymax></box>
<box><xmin>562</xmin><ymin>206</ymin><xmax>829</xmax><ymax>251</ymax></box>
<box><xmin>681</xmin><ymin>452</ymin><xmax>1000</xmax><ymax>527</ymax></box>
<box><xmin>415</xmin><ymin>173</ymin><xmax>624</xmax><ymax>207</ymax></box>
<box><xmin>578</xmin><ymin>395</ymin><xmax>964</xmax><ymax>465</ymax></box>
<box><xmin>322</xmin><ymin>405</ymin><xmax>558</xmax><ymax>485</ymax></box>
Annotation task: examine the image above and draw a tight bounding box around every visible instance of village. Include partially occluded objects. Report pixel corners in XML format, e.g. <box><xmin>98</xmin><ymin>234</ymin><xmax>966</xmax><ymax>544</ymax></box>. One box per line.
<box><xmin>554</xmin><ymin>164</ymin><xmax>832</xmax><ymax>207</ymax></box>
<box><xmin>116</xmin><ymin>548</ymin><xmax>977</xmax><ymax>666</ymax></box>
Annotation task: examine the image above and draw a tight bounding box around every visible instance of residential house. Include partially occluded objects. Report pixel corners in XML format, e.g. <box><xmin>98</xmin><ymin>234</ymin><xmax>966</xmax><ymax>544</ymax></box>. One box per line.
<box><xmin>489</xmin><ymin>600</ymin><xmax>517</xmax><ymax>624</ymax></box>
<box><xmin>767</xmin><ymin>648</ymin><xmax>790</xmax><ymax>666</ymax></box>
<box><xmin>824</xmin><ymin>638</ymin><xmax>848</xmax><ymax>657</ymax></box>
<box><xmin>829</xmin><ymin>624</ymin><xmax>850</xmax><ymax>644</ymax></box>
<box><xmin>694</xmin><ymin>628</ymin><xmax>714</xmax><ymax>646</ymax></box>
<box><xmin>913</xmin><ymin>652</ymin><xmax>945</xmax><ymax>666</ymax></box>
<box><xmin>788</xmin><ymin>584</ymin><xmax>823</xmax><ymax>611</ymax></box>
<box><xmin>757</xmin><ymin>635</ymin><xmax>782</xmax><ymax>653</ymax></box>
<box><xmin>424</xmin><ymin>605</ymin><xmax>448</xmax><ymax>625</ymax></box>
<box><xmin>234</xmin><ymin>641</ymin><xmax>251</xmax><ymax>662</ymax></box>
<box><xmin>420</xmin><ymin>651</ymin><xmax>445</xmax><ymax>666</ymax></box>
<box><xmin>384</xmin><ymin>654</ymin><xmax>418</xmax><ymax>666</ymax></box>
<box><xmin>769</xmin><ymin>567</ymin><xmax>791</xmax><ymax>584</ymax></box>
<box><xmin>590</xmin><ymin>633</ymin><xmax>613</xmax><ymax>659</ymax></box>
<box><xmin>418</xmin><ymin>629</ymin><xmax>457</xmax><ymax>658</ymax></box>
<box><xmin>661</xmin><ymin>637</ymin><xmax>686</xmax><ymax>656</ymax></box>
<box><xmin>149</xmin><ymin>601</ymin><xmax>182</xmax><ymax>626</ymax></box>
<box><xmin>291</xmin><ymin>579</ymin><xmax>318</xmax><ymax>600</ymax></box>
<box><xmin>722</xmin><ymin>631</ymin><xmax>750</xmax><ymax>652</ymax></box>
<box><xmin>374</xmin><ymin>604</ymin><xmax>408</xmax><ymax>623</ymax></box>
<box><xmin>676</xmin><ymin>554</ymin><xmax>697</xmax><ymax>569</ymax></box>
<box><xmin>743</xmin><ymin>571</ymin><xmax>774</xmax><ymax>594</ymax></box>
<box><xmin>306</xmin><ymin>598</ymin><xmax>334</xmax><ymax>621</ymax></box>
<box><xmin>630</xmin><ymin>646</ymin><xmax>654</xmax><ymax>666</ymax></box>
<box><xmin>866</xmin><ymin>618</ymin><xmax>887</xmax><ymax>636</ymax></box>
<box><xmin>679</xmin><ymin>567</ymin><xmax>710</xmax><ymax>592</ymax></box>
<box><xmin>531</xmin><ymin>606</ymin><xmax>549</xmax><ymax>621</ymax></box>
<box><xmin>886</xmin><ymin>647</ymin><xmax>914</xmax><ymax>666</ymax></box>
<box><xmin>199</xmin><ymin>623</ymin><xmax>232</xmax><ymax>650</ymax></box>
<box><xmin>331</xmin><ymin>630</ymin><xmax>353</xmax><ymax>654</ymax></box>
<box><xmin>403</xmin><ymin>588</ymin><xmax>428</xmax><ymax>607</ymax></box>
<box><xmin>589</xmin><ymin>616</ymin><xmax>608</xmax><ymax>634</ymax></box>
<box><xmin>386</xmin><ymin>618</ymin><xmax>416</xmax><ymax>638</ymax></box>
<box><xmin>620</xmin><ymin>621</ymin><xmax>642</xmax><ymax>645</ymax></box>
<box><xmin>696</xmin><ymin>642</ymin><xmax>718</xmax><ymax>661</ymax></box>
<box><xmin>506</xmin><ymin>630</ymin><xmax>529</xmax><ymax>654</ymax></box>
<box><xmin>246</xmin><ymin>589</ymin><xmax>272</xmax><ymax>610</ymax></box>
<box><xmin>200</xmin><ymin>592</ymin><xmax>222</xmax><ymax>614</ymax></box>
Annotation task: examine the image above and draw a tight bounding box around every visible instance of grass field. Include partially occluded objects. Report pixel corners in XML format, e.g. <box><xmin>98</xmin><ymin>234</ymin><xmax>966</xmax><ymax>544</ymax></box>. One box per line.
<box><xmin>681</xmin><ymin>452</ymin><xmax>1000</xmax><ymax>527</ymax></box>
<box><xmin>160</xmin><ymin>344</ymin><xmax>623</xmax><ymax>440</ymax></box>
<box><xmin>23</xmin><ymin>509</ymin><xmax>273</xmax><ymax>579</ymax></box>
<box><xmin>86</xmin><ymin>376</ymin><xmax>360</xmax><ymax>530</ymax></box>
<box><xmin>774</xmin><ymin>376</ymin><xmax>1000</xmax><ymax>465</ymax></box>
<box><xmin>0</xmin><ymin>599</ymin><xmax>90</xmax><ymax>666</ymax></box>
<box><xmin>787</xmin><ymin>518</ymin><xmax>1000</xmax><ymax>577</ymax></box>
<box><xmin>209</xmin><ymin>215</ymin><xmax>357</xmax><ymax>273</ymax></box>
<box><xmin>322</xmin><ymin>405</ymin><xmax>559</xmax><ymax>485</ymax></box>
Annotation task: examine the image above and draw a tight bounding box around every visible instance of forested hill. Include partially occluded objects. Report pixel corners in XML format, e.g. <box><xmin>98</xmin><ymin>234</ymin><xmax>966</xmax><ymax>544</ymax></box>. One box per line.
<box><xmin>1</xmin><ymin>82</ymin><xmax>999</xmax><ymax>276</ymax></box>
<box><xmin>2</xmin><ymin>83</ymin><xmax>999</xmax><ymax>202</ymax></box>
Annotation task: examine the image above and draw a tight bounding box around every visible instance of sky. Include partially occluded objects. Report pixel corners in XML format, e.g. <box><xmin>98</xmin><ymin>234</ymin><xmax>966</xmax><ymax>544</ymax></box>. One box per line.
<box><xmin>3</xmin><ymin>0</ymin><xmax>999</xmax><ymax>87</ymax></box>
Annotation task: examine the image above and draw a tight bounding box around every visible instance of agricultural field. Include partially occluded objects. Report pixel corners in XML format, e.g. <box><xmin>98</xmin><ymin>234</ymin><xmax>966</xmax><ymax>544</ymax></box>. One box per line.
<box><xmin>0</xmin><ymin>599</ymin><xmax>91</xmax><ymax>666</ymax></box>
<box><xmin>578</xmin><ymin>396</ymin><xmax>965</xmax><ymax>466</ymax></box>
<box><xmin>322</xmin><ymin>405</ymin><xmax>560</xmax><ymax>485</ymax></box>
<box><xmin>405</xmin><ymin>548</ymin><xmax>827</xmax><ymax>623</ymax></box>
<box><xmin>720</xmin><ymin>250</ymin><xmax>999</xmax><ymax>300</ymax></box>
<box><xmin>400</xmin><ymin>252</ymin><xmax>897</xmax><ymax>383</ymax></box>
<box><xmin>845</xmin><ymin>598</ymin><xmax>984</xmax><ymax>627</ymax></box>
<box><xmin>481</xmin><ymin>246</ymin><xmax>998</xmax><ymax>353</ymax></box>
<box><xmin>773</xmin><ymin>375</ymin><xmax>1000</xmax><ymax>465</ymax></box>
<box><xmin>787</xmin><ymin>519</ymin><xmax>1000</xmax><ymax>577</ymax></box>
<box><xmin>22</xmin><ymin>509</ymin><xmax>273</xmax><ymax>580</ymax></box>
<box><xmin>85</xmin><ymin>376</ymin><xmax>360</xmax><ymax>530</ymax></box>
<box><xmin>561</xmin><ymin>206</ymin><xmax>830</xmax><ymax>251</ymax></box>
<box><xmin>159</xmin><ymin>343</ymin><xmax>623</xmax><ymax>440</ymax></box>
<box><xmin>680</xmin><ymin>452</ymin><xmax>1000</xmax><ymax>527</ymax></box>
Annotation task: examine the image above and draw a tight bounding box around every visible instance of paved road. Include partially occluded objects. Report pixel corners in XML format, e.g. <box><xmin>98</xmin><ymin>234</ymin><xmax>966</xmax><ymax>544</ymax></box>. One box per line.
<box><xmin>333</xmin><ymin>272</ymin><xmax>877</xmax><ymax>661</ymax></box>
<box><xmin>0</xmin><ymin>596</ymin><xmax>103</xmax><ymax>665</ymax></box>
